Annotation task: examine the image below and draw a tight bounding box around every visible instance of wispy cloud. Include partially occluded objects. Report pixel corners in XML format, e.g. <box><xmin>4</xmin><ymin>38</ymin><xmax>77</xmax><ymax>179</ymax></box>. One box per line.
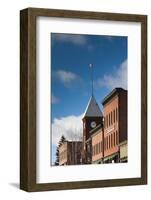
<box><xmin>52</xmin><ymin>94</ymin><xmax>60</xmax><ymax>104</ymax></box>
<box><xmin>52</xmin><ymin>114</ymin><xmax>83</xmax><ymax>146</ymax></box>
<box><xmin>52</xmin><ymin>33</ymin><xmax>87</xmax><ymax>46</ymax></box>
<box><xmin>105</xmin><ymin>35</ymin><xmax>113</xmax><ymax>41</ymax></box>
<box><xmin>97</xmin><ymin>59</ymin><xmax>127</xmax><ymax>90</ymax></box>
<box><xmin>56</xmin><ymin>70</ymin><xmax>79</xmax><ymax>86</ymax></box>
<box><xmin>87</xmin><ymin>44</ymin><xmax>95</xmax><ymax>52</ymax></box>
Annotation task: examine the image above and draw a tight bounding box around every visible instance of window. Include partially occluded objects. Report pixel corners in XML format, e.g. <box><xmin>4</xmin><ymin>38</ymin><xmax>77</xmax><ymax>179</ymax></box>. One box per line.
<box><xmin>106</xmin><ymin>115</ymin><xmax>108</xmax><ymax>127</ymax></box>
<box><xmin>113</xmin><ymin>110</ymin><xmax>115</xmax><ymax>123</ymax></box>
<box><xmin>109</xmin><ymin>113</ymin><xmax>110</xmax><ymax>126</ymax></box>
<box><xmin>111</xmin><ymin>111</ymin><xmax>112</xmax><ymax>125</ymax></box>
<box><xmin>116</xmin><ymin>131</ymin><xmax>118</xmax><ymax>145</ymax></box>
<box><xmin>106</xmin><ymin>138</ymin><xmax>107</xmax><ymax>150</ymax></box>
<box><xmin>96</xmin><ymin>144</ymin><xmax>98</xmax><ymax>154</ymax></box>
<box><xmin>114</xmin><ymin>132</ymin><xmax>115</xmax><ymax>146</ymax></box>
<box><xmin>107</xmin><ymin>137</ymin><xmax>108</xmax><ymax>150</ymax></box>
<box><xmin>116</xmin><ymin>107</ymin><xmax>118</xmax><ymax>121</ymax></box>
<box><xmin>111</xmin><ymin>134</ymin><xmax>113</xmax><ymax>148</ymax></box>
<box><xmin>99</xmin><ymin>142</ymin><xmax>100</xmax><ymax>153</ymax></box>
<box><xmin>109</xmin><ymin>135</ymin><xmax>110</xmax><ymax>149</ymax></box>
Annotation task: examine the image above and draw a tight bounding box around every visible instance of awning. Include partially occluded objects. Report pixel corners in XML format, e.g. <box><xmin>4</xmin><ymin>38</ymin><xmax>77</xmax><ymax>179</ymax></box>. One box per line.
<box><xmin>103</xmin><ymin>152</ymin><xmax>119</xmax><ymax>161</ymax></box>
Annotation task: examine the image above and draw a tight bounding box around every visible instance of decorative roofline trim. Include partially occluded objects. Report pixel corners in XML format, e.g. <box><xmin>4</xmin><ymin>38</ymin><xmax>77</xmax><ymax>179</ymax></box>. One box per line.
<box><xmin>102</xmin><ymin>88</ymin><xmax>127</xmax><ymax>105</ymax></box>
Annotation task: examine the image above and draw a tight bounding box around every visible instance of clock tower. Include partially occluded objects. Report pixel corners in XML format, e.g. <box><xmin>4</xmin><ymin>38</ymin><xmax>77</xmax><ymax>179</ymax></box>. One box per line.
<box><xmin>82</xmin><ymin>95</ymin><xmax>103</xmax><ymax>164</ymax></box>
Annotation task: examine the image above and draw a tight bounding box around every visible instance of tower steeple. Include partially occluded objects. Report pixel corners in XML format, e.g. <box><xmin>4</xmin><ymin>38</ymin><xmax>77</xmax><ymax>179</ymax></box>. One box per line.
<box><xmin>82</xmin><ymin>63</ymin><xmax>103</xmax><ymax>164</ymax></box>
<box><xmin>83</xmin><ymin>95</ymin><xmax>103</xmax><ymax>118</ymax></box>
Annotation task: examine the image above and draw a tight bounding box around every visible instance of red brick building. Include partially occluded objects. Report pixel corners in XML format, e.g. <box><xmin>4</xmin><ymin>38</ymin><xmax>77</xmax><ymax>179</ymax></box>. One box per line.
<box><xmin>82</xmin><ymin>95</ymin><xmax>103</xmax><ymax>164</ymax></box>
<box><xmin>91</xmin><ymin>124</ymin><xmax>104</xmax><ymax>164</ymax></box>
<box><xmin>102</xmin><ymin>88</ymin><xmax>127</xmax><ymax>163</ymax></box>
<box><xmin>58</xmin><ymin>88</ymin><xmax>127</xmax><ymax>165</ymax></box>
<box><xmin>85</xmin><ymin>88</ymin><xmax>127</xmax><ymax>164</ymax></box>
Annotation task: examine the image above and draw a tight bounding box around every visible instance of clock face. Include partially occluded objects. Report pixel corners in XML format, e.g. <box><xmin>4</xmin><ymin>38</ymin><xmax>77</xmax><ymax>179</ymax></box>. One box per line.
<box><xmin>91</xmin><ymin>121</ymin><xmax>96</xmax><ymax>128</ymax></box>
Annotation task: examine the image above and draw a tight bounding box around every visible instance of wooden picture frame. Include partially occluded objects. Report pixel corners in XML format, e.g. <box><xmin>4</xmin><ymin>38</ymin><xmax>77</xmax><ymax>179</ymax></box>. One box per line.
<box><xmin>20</xmin><ymin>7</ymin><xmax>147</xmax><ymax>192</ymax></box>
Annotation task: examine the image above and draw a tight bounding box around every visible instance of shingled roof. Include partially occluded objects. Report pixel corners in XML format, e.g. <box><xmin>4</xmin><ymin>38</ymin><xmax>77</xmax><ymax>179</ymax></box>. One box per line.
<box><xmin>83</xmin><ymin>95</ymin><xmax>103</xmax><ymax>118</ymax></box>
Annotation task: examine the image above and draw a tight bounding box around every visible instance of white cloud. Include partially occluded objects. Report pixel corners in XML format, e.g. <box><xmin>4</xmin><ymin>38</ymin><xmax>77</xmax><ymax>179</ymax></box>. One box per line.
<box><xmin>56</xmin><ymin>70</ymin><xmax>78</xmax><ymax>85</ymax></box>
<box><xmin>52</xmin><ymin>114</ymin><xmax>83</xmax><ymax>146</ymax></box>
<box><xmin>52</xmin><ymin>33</ymin><xmax>87</xmax><ymax>46</ymax></box>
<box><xmin>52</xmin><ymin>94</ymin><xmax>60</xmax><ymax>104</ymax></box>
<box><xmin>97</xmin><ymin>59</ymin><xmax>127</xmax><ymax>90</ymax></box>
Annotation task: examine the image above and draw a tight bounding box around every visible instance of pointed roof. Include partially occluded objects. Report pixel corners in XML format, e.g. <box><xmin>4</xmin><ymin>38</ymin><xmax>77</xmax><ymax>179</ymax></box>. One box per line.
<box><xmin>83</xmin><ymin>95</ymin><xmax>103</xmax><ymax>118</ymax></box>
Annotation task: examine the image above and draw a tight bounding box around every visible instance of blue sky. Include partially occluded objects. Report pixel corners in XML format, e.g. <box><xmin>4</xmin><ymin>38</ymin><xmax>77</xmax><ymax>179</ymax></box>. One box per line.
<box><xmin>51</xmin><ymin>33</ymin><xmax>127</xmax><ymax>165</ymax></box>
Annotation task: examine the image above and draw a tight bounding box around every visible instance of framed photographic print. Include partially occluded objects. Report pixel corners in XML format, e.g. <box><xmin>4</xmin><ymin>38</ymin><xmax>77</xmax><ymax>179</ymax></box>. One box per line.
<box><xmin>20</xmin><ymin>8</ymin><xmax>147</xmax><ymax>192</ymax></box>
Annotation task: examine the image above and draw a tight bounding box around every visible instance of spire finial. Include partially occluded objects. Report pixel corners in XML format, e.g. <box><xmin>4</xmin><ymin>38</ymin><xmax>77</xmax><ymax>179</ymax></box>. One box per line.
<box><xmin>89</xmin><ymin>64</ymin><xmax>94</xmax><ymax>96</ymax></box>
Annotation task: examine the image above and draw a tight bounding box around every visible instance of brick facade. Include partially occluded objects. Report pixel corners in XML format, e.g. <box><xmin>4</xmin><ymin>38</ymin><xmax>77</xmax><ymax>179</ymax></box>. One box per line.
<box><xmin>91</xmin><ymin>125</ymin><xmax>104</xmax><ymax>163</ymax></box>
<box><xmin>91</xmin><ymin>88</ymin><xmax>128</xmax><ymax>164</ymax></box>
<box><xmin>58</xmin><ymin>88</ymin><xmax>127</xmax><ymax>165</ymax></box>
<box><xmin>59</xmin><ymin>141</ymin><xmax>82</xmax><ymax>165</ymax></box>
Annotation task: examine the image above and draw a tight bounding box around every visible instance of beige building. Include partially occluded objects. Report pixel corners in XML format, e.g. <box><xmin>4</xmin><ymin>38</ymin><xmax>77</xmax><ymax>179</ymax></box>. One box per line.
<box><xmin>59</xmin><ymin>141</ymin><xmax>68</xmax><ymax>166</ymax></box>
<box><xmin>59</xmin><ymin>141</ymin><xmax>82</xmax><ymax>166</ymax></box>
<box><xmin>119</xmin><ymin>140</ymin><xmax>128</xmax><ymax>162</ymax></box>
